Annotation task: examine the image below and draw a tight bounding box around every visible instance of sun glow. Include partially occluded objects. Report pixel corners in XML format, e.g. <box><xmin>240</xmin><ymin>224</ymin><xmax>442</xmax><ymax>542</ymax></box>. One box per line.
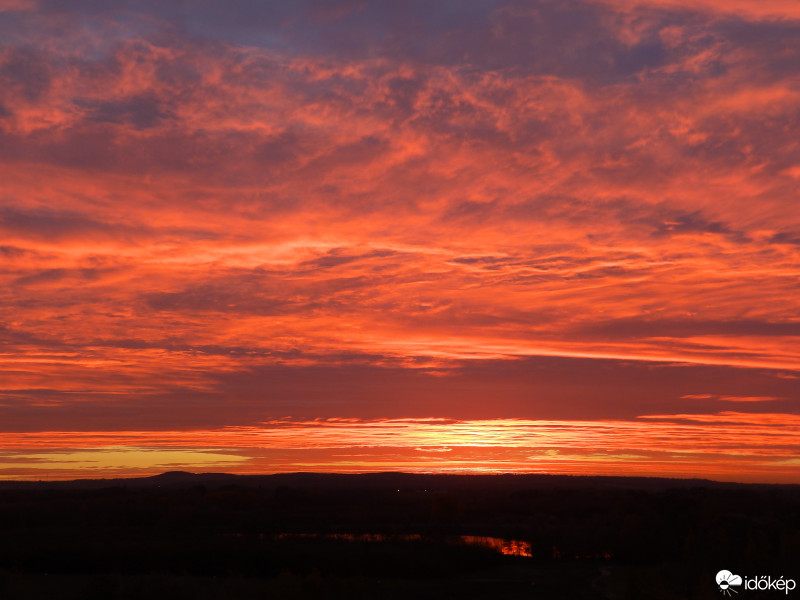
<box><xmin>2</xmin><ymin>414</ymin><xmax>798</xmax><ymax>483</ymax></box>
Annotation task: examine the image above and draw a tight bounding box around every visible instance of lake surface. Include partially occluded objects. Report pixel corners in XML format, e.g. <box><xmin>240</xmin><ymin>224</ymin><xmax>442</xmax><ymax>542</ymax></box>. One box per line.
<box><xmin>271</xmin><ymin>532</ymin><xmax>533</xmax><ymax>557</ymax></box>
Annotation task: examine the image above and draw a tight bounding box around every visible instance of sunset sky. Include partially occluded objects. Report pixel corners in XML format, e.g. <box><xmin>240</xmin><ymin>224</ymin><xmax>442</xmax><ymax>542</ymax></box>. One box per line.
<box><xmin>1</xmin><ymin>0</ymin><xmax>799</xmax><ymax>482</ymax></box>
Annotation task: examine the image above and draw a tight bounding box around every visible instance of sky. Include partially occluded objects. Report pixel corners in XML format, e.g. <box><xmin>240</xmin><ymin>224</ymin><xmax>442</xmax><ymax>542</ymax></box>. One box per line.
<box><xmin>1</xmin><ymin>0</ymin><xmax>799</xmax><ymax>483</ymax></box>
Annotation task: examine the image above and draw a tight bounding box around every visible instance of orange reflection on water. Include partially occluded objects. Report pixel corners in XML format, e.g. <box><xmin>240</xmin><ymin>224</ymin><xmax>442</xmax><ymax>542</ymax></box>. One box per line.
<box><xmin>271</xmin><ymin>533</ymin><xmax>531</xmax><ymax>557</ymax></box>
<box><xmin>460</xmin><ymin>536</ymin><xmax>533</xmax><ymax>557</ymax></box>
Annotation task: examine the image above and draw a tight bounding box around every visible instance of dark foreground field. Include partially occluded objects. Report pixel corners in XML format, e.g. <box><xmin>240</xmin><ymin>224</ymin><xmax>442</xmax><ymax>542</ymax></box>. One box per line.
<box><xmin>1</xmin><ymin>472</ymin><xmax>798</xmax><ymax>599</ymax></box>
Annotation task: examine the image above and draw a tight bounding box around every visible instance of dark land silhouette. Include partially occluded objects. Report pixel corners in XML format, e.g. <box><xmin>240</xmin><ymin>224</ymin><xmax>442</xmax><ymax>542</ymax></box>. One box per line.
<box><xmin>0</xmin><ymin>472</ymin><xmax>798</xmax><ymax>599</ymax></box>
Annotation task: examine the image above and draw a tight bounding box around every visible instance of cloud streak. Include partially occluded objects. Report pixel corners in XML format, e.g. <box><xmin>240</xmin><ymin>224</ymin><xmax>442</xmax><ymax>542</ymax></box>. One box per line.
<box><xmin>2</xmin><ymin>413</ymin><xmax>798</xmax><ymax>482</ymax></box>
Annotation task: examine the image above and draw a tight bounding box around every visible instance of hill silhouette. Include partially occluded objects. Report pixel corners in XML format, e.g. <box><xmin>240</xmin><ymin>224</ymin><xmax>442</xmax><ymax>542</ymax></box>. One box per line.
<box><xmin>0</xmin><ymin>472</ymin><xmax>797</xmax><ymax>599</ymax></box>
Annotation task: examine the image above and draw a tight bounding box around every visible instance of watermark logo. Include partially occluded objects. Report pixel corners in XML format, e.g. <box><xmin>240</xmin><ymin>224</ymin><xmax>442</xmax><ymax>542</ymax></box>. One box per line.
<box><xmin>716</xmin><ymin>570</ymin><xmax>796</xmax><ymax>595</ymax></box>
<box><xmin>717</xmin><ymin>570</ymin><xmax>742</xmax><ymax>596</ymax></box>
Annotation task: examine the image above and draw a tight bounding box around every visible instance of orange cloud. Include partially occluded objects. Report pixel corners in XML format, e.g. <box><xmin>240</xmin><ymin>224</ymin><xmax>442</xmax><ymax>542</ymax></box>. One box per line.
<box><xmin>1</xmin><ymin>0</ymin><xmax>798</xmax><ymax>481</ymax></box>
<box><xmin>592</xmin><ymin>0</ymin><xmax>800</xmax><ymax>22</ymax></box>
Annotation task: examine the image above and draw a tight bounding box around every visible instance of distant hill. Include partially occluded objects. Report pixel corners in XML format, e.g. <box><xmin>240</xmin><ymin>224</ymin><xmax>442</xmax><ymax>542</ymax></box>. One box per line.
<box><xmin>1</xmin><ymin>470</ymin><xmax>796</xmax><ymax>491</ymax></box>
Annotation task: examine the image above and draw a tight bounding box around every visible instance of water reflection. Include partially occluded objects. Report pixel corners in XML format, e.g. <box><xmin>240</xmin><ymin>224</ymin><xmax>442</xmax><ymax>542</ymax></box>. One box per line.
<box><xmin>460</xmin><ymin>536</ymin><xmax>532</xmax><ymax>557</ymax></box>
<box><xmin>270</xmin><ymin>532</ymin><xmax>532</xmax><ymax>557</ymax></box>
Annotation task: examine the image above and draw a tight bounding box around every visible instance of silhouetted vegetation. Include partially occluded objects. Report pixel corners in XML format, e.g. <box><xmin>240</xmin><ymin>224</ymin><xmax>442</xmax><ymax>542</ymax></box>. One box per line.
<box><xmin>0</xmin><ymin>473</ymin><xmax>797</xmax><ymax>598</ymax></box>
